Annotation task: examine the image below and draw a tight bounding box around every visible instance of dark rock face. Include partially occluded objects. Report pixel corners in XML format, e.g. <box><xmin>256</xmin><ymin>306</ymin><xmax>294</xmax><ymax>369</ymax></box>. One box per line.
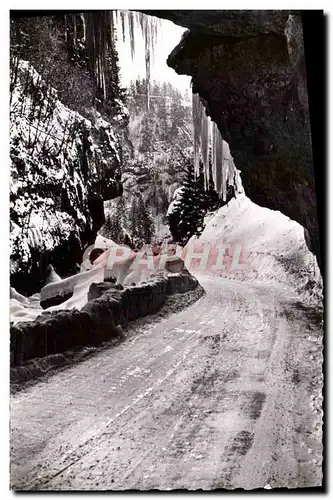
<box><xmin>144</xmin><ymin>10</ymin><xmax>292</xmax><ymax>36</ymax></box>
<box><xmin>87</xmin><ymin>281</ymin><xmax>115</xmax><ymax>301</ymax></box>
<box><xmin>145</xmin><ymin>10</ymin><xmax>320</xmax><ymax>271</ymax></box>
<box><xmin>40</xmin><ymin>291</ymin><xmax>73</xmax><ymax>310</ymax></box>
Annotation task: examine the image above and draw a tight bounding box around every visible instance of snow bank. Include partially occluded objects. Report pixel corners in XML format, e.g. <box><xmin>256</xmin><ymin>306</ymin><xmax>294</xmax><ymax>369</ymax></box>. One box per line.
<box><xmin>10</xmin><ymin>233</ymin><xmax>188</xmax><ymax>324</ymax></box>
<box><xmin>167</xmin><ymin>186</ymin><xmax>185</xmax><ymax>216</ymax></box>
<box><xmin>10</xmin><ymin>263</ymin><xmax>106</xmax><ymax>325</ymax></box>
<box><xmin>189</xmin><ymin>193</ymin><xmax>322</xmax><ymax>305</ymax></box>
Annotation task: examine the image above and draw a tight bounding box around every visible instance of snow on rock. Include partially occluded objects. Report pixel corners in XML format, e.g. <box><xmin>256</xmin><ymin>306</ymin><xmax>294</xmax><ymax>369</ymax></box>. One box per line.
<box><xmin>10</xmin><ymin>262</ymin><xmax>106</xmax><ymax>325</ymax></box>
<box><xmin>166</xmin><ymin>200</ymin><xmax>178</xmax><ymax>217</ymax></box>
<box><xmin>154</xmin><ymin>213</ymin><xmax>171</xmax><ymax>242</ymax></box>
<box><xmin>10</xmin><ymin>234</ymin><xmax>185</xmax><ymax>324</ymax></box>
<box><xmin>172</xmin><ymin>186</ymin><xmax>185</xmax><ymax>201</ymax></box>
<box><xmin>45</xmin><ymin>265</ymin><xmax>62</xmax><ymax>285</ymax></box>
<box><xmin>167</xmin><ymin>186</ymin><xmax>184</xmax><ymax>216</ymax></box>
<box><xmin>10</xmin><ymin>60</ymin><xmax>126</xmax><ymax>285</ymax></box>
<box><xmin>189</xmin><ymin>193</ymin><xmax>322</xmax><ymax>305</ymax></box>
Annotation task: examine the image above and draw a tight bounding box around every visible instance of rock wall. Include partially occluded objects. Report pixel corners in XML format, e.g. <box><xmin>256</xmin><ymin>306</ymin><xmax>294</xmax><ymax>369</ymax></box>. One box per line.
<box><xmin>10</xmin><ymin>271</ymin><xmax>199</xmax><ymax>367</ymax></box>
<box><xmin>10</xmin><ymin>61</ymin><xmax>126</xmax><ymax>295</ymax></box>
<box><xmin>144</xmin><ymin>10</ymin><xmax>321</xmax><ymax>271</ymax></box>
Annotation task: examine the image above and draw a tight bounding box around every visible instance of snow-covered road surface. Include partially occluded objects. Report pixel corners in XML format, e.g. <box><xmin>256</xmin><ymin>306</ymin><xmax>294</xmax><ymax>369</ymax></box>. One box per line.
<box><xmin>10</xmin><ymin>274</ymin><xmax>323</xmax><ymax>490</ymax></box>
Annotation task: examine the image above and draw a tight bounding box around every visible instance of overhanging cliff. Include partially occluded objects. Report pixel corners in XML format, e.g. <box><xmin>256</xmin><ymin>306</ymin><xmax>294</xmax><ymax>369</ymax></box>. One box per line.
<box><xmin>143</xmin><ymin>10</ymin><xmax>320</xmax><ymax>271</ymax></box>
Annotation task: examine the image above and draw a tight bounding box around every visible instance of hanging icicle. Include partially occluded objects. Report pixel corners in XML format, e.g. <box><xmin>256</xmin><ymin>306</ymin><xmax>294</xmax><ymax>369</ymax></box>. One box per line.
<box><xmin>214</xmin><ymin>126</ymin><xmax>223</xmax><ymax>196</ymax></box>
<box><xmin>211</xmin><ymin>120</ymin><xmax>217</xmax><ymax>187</ymax></box>
<box><xmin>80</xmin><ymin>11</ymin><xmax>114</xmax><ymax>100</ymax></box>
<box><xmin>144</xmin><ymin>17</ymin><xmax>151</xmax><ymax>111</ymax></box>
<box><xmin>109</xmin><ymin>11</ymin><xmax>115</xmax><ymax>46</ymax></box>
<box><xmin>120</xmin><ymin>11</ymin><xmax>126</xmax><ymax>43</ymax></box>
<box><xmin>71</xmin><ymin>14</ymin><xmax>77</xmax><ymax>49</ymax></box>
<box><xmin>201</xmin><ymin>109</ymin><xmax>209</xmax><ymax>188</ymax></box>
<box><xmin>64</xmin><ymin>14</ymin><xmax>68</xmax><ymax>42</ymax></box>
<box><xmin>128</xmin><ymin>12</ymin><xmax>135</xmax><ymax>60</ymax></box>
<box><xmin>68</xmin><ymin>11</ymin><xmax>160</xmax><ymax>106</ymax></box>
<box><xmin>115</xmin><ymin>10</ymin><xmax>161</xmax><ymax>110</ymax></box>
<box><xmin>193</xmin><ymin>92</ymin><xmax>211</xmax><ymax>186</ymax></box>
<box><xmin>192</xmin><ymin>93</ymin><xmax>202</xmax><ymax>178</ymax></box>
<box><xmin>81</xmin><ymin>13</ymin><xmax>86</xmax><ymax>42</ymax></box>
<box><xmin>192</xmin><ymin>92</ymin><xmax>243</xmax><ymax>199</ymax></box>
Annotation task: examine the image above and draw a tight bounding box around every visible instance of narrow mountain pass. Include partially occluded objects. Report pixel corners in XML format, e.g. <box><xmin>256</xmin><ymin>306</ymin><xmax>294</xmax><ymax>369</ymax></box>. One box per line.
<box><xmin>10</xmin><ymin>275</ymin><xmax>323</xmax><ymax>490</ymax></box>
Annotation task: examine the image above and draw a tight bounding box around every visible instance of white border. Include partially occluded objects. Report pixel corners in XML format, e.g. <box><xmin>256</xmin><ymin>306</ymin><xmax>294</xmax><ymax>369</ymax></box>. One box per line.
<box><xmin>2</xmin><ymin>3</ymin><xmax>331</xmax><ymax>498</ymax></box>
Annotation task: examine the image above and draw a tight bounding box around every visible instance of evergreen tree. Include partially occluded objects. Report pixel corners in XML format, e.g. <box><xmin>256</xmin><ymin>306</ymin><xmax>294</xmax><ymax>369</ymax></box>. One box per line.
<box><xmin>170</xmin><ymin>88</ymin><xmax>185</xmax><ymax>137</ymax></box>
<box><xmin>112</xmin><ymin>216</ymin><xmax>123</xmax><ymax>242</ymax></box>
<box><xmin>116</xmin><ymin>195</ymin><xmax>127</xmax><ymax>224</ymax></box>
<box><xmin>168</xmin><ymin>160</ymin><xmax>206</xmax><ymax>246</ymax></box>
<box><xmin>102</xmin><ymin>213</ymin><xmax>123</xmax><ymax>242</ymax></box>
<box><xmin>103</xmin><ymin>213</ymin><xmax>113</xmax><ymax>238</ymax></box>
<box><xmin>137</xmin><ymin>193</ymin><xmax>155</xmax><ymax>243</ymax></box>
<box><xmin>129</xmin><ymin>198</ymin><xmax>138</xmax><ymax>241</ymax></box>
<box><xmin>168</xmin><ymin>156</ymin><xmax>237</xmax><ymax>245</ymax></box>
<box><xmin>159</xmin><ymin>85</ymin><xmax>169</xmax><ymax>143</ymax></box>
<box><xmin>139</xmin><ymin>113</ymin><xmax>154</xmax><ymax>154</ymax></box>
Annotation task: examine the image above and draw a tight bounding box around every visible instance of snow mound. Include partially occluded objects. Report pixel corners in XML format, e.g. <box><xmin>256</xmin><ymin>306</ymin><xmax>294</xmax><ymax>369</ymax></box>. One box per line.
<box><xmin>10</xmin><ymin>235</ymin><xmax>184</xmax><ymax>325</ymax></box>
<box><xmin>10</xmin><ymin>263</ymin><xmax>106</xmax><ymax>325</ymax></box>
<box><xmin>190</xmin><ymin>193</ymin><xmax>322</xmax><ymax>305</ymax></box>
<box><xmin>167</xmin><ymin>186</ymin><xmax>185</xmax><ymax>216</ymax></box>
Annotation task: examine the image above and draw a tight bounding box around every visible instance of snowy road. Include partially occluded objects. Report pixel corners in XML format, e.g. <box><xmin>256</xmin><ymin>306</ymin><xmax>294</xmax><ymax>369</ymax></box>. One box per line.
<box><xmin>10</xmin><ymin>275</ymin><xmax>323</xmax><ymax>490</ymax></box>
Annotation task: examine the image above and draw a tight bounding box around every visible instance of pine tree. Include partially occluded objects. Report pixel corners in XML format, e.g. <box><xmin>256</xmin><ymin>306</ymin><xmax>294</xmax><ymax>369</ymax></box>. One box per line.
<box><xmin>103</xmin><ymin>213</ymin><xmax>113</xmax><ymax>238</ymax></box>
<box><xmin>137</xmin><ymin>193</ymin><xmax>155</xmax><ymax>243</ymax></box>
<box><xmin>129</xmin><ymin>197</ymin><xmax>138</xmax><ymax>241</ymax></box>
<box><xmin>116</xmin><ymin>195</ymin><xmax>127</xmax><ymax>226</ymax></box>
<box><xmin>102</xmin><ymin>213</ymin><xmax>123</xmax><ymax>242</ymax></box>
<box><xmin>170</xmin><ymin>88</ymin><xmax>185</xmax><ymax>137</ymax></box>
<box><xmin>139</xmin><ymin>113</ymin><xmax>154</xmax><ymax>154</ymax></box>
<box><xmin>168</xmin><ymin>160</ymin><xmax>206</xmax><ymax>246</ymax></box>
<box><xmin>111</xmin><ymin>216</ymin><xmax>123</xmax><ymax>242</ymax></box>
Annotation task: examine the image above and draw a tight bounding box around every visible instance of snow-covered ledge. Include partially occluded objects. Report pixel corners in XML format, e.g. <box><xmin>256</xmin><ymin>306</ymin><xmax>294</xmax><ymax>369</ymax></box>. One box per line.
<box><xmin>10</xmin><ymin>269</ymin><xmax>200</xmax><ymax>372</ymax></box>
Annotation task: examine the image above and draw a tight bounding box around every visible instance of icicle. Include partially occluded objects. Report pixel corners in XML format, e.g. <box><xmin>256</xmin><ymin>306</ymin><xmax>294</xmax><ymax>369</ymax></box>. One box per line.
<box><xmin>222</xmin><ymin>159</ymin><xmax>227</xmax><ymax>202</ymax></box>
<box><xmin>225</xmin><ymin>142</ymin><xmax>232</xmax><ymax>201</ymax></box>
<box><xmin>145</xmin><ymin>17</ymin><xmax>151</xmax><ymax>111</ymax></box>
<box><xmin>215</xmin><ymin>127</ymin><xmax>223</xmax><ymax>196</ymax></box>
<box><xmin>81</xmin><ymin>13</ymin><xmax>86</xmax><ymax>42</ymax></box>
<box><xmin>192</xmin><ymin>92</ymin><xmax>243</xmax><ymax>199</ymax></box>
<box><xmin>138</xmin><ymin>11</ymin><xmax>145</xmax><ymax>37</ymax></box>
<box><xmin>211</xmin><ymin>121</ymin><xmax>217</xmax><ymax>187</ymax></box>
<box><xmin>120</xmin><ymin>10</ymin><xmax>126</xmax><ymax>43</ymax></box>
<box><xmin>64</xmin><ymin>14</ymin><xmax>68</xmax><ymax>42</ymax></box>
<box><xmin>192</xmin><ymin>93</ymin><xmax>213</xmax><ymax>187</ymax></box>
<box><xmin>109</xmin><ymin>11</ymin><xmax>115</xmax><ymax>45</ymax></box>
<box><xmin>201</xmin><ymin>108</ymin><xmax>209</xmax><ymax>188</ymax></box>
<box><xmin>73</xmin><ymin>14</ymin><xmax>77</xmax><ymax>48</ymax></box>
<box><xmin>114</xmin><ymin>11</ymin><xmax>161</xmax><ymax>110</ymax></box>
<box><xmin>128</xmin><ymin>11</ymin><xmax>135</xmax><ymax>60</ymax></box>
<box><xmin>71</xmin><ymin>10</ymin><xmax>160</xmax><ymax>108</ymax></box>
<box><xmin>192</xmin><ymin>93</ymin><xmax>201</xmax><ymax>178</ymax></box>
<box><xmin>101</xmin><ymin>57</ymin><xmax>106</xmax><ymax>101</ymax></box>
